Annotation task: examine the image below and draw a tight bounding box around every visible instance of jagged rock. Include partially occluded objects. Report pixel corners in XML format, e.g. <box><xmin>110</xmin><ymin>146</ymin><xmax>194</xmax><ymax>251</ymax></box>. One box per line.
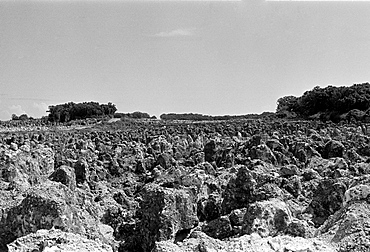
<box><xmin>217</xmin><ymin>147</ymin><xmax>235</xmax><ymax>168</ymax></box>
<box><xmin>1</xmin><ymin>145</ymin><xmax>54</xmax><ymax>190</ymax></box>
<box><xmin>197</xmin><ymin>193</ymin><xmax>222</xmax><ymax>221</ymax></box>
<box><xmin>229</xmin><ymin>208</ymin><xmax>248</xmax><ymax>227</ymax></box>
<box><xmin>251</xmin><ymin>134</ymin><xmax>262</xmax><ymax>146</ymax></box>
<box><xmin>250</xmin><ymin>144</ymin><xmax>277</xmax><ymax>164</ymax></box>
<box><xmin>323</xmin><ymin>140</ymin><xmax>345</xmax><ymax>159</ymax></box>
<box><xmin>302</xmin><ymin>168</ymin><xmax>321</xmax><ymax>181</ymax></box>
<box><xmin>307</xmin><ymin>156</ymin><xmax>348</xmax><ymax>177</ymax></box>
<box><xmin>242</xmin><ymin>198</ymin><xmax>292</xmax><ymax>237</ymax></box>
<box><xmin>204</xmin><ymin>140</ymin><xmax>217</xmax><ymax>163</ymax></box>
<box><xmin>49</xmin><ymin>165</ymin><xmax>76</xmax><ymax>190</ymax></box>
<box><xmin>350</xmin><ymin>162</ymin><xmax>370</xmax><ymax>176</ymax></box>
<box><xmin>150</xmin><ymin>136</ymin><xmax>173</xmax><ymax>155</ymax></box>
<box><xmin>285</xmin><ymin>218</ymin><xmax>315</xmax><ymax>238</ymax></box>
<box><xmin>19</xmin><ymin>144</ymin><xmax>30</xmax><ymax>153</ymax></box>
<box><xmin>247</xmin><ymin>159</ymin><xmax>276</xmax><ymax>173</ymax></box>
<box><xmin>196</xmin><ymin>162</ymin><xmax>216</xmax><ymax>176</ymax></box>
<box><xmin>282</xmin><ymin>175</ymin><xmax>302</xmax><ymax>198</ymax></box>
<box><xmin>266</xmin><ymin>139</ymin><xmax>284</xmax><ymax>152</ymax></box>
<box><xmin>156</xmin><ymin>153</ymin><xmax>174</xmax><ymax>170</ymax></box>
<box><xmin>201</xmin><ymin>215</ymin><xmax>234</xmax><ymax>239</ymax></box>
<box><xmin>0</xmin><ymin>181</ymin><xmax>111</xmax><ymax>249</ymax></box>
<box><xmin>221</xmin><ymin>166</ymin><xmax>255</xmax><ymax>214</ymax></box>
<box><xmin>7</xmin><ymin>229</ymin><xmax>113</xmax><ymax>252</ymax></box>
<box><xmin>254</xmin><ymin>182</ymin><xmax>286</xmax><ymax>202</ymax></box>
<box><xmin>180</xmin><ymin>169</ymin><xmax>213</xmax><ymax>193</ymax></box>
<box><xmin>221</xmin><ymin>166</ymin><xmax>283</xmax><ymax>214</ymax></box>
<box><xmin>154</xmin><ymin>231</ymin><xmax>336</xmax><ymax>252</ymax></box>
<box><xmin>124</xmin><ymin>183</ymin><xmax>198</xmax><ymax>252</ymax></box>
<box><xmin>74</xmin><ymin>158</ymin><xmax>89</xmax><ymax>184</ymax></box>
<box><xmin>307</xmin><ymin>179</ymin><xmax>347</xmax><ymax>227</ymax></box>
<box><xmin>318</xmin><ymin>202</ymin><xmax>370</xmax><ymax>252</ymax></box>
<box><xmin>279</xmin><ymin>164</ymin><xmax>300</xmax><ymax>177</ymax></box>
<box><xmin>110</xmin><ymin>172</ymin><xmax>142</xmax><ymax>197</ymax></box>
<box><xmin>10</xmin><ymin>143</ymin><xmax>18</xmax><ymax>151</ymax></box>
<box><xmin>345</xmin><ymin>149</ymin><xmax>365</xmax><ymax>163</ymax></box>
<box><xmin>5</xmin><ymin>116</ymin><xmax>370</xmax><ymax>252</ymax></box>
<box><xmin>343</xmin><ymin>184</ymin><xmax>370</xmax><ymax>206</ymax></box>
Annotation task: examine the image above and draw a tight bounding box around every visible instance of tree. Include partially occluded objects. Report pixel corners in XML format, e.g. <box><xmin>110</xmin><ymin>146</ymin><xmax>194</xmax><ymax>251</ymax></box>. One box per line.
<box><xmin>18</xmin><ymin>114</ymin><xmax>29</xmax><ymax>120</ymax></box>
<box><xmin>47</xmin><ymin>101</ymin><xmax>118</xmax><ymax>123</ymax></box>
<box><xmin>276</xmin><ymin>96</ymin><xmax>298</xmax><ymax>113</ymax></box>
<box><xmin>11</xmin><ymin>114</ymin><xmax>19</xmax><ymax>120</ymax></box>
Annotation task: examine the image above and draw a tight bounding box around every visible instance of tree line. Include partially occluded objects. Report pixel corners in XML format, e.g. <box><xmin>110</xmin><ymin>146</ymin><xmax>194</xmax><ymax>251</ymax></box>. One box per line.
<box><xmin>114</xmin><ymin>111</ymin><xmax>156</xmax><ymax>120</ymax></box>
<box><xmin>276</xmin><ymin>83</ymin><xmax>370</xmax><ymax>122</ymax></box>
<box><xmin>159</xmin><ymin>112</ymin><xmax>275</xmax><ymax>121</ymax></box>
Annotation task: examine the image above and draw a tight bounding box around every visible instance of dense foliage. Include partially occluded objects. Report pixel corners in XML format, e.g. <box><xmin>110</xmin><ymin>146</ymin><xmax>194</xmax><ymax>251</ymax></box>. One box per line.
<box><xmin>48</xmin><ymin>102</ymin><xmax>117</xmax><ymax>123</ymax></box>
<box><xmin>11</xmin><ymin>114</ymin><xmax>30</xmax><ymax>121</ymax></box>
<box><xmin>114</xmin><ymin>111</ymin><xmax>156</xmax><ymax>119</ymax></box>
<box><xmin>160</xmin><ymin>113</ymin><xmax>213</xmax><ymax>121</ymax></box>
<box><xmin>160</xmin><ymin>113</ymin><xmax>275</xmax><ymax>121</ymax></box>
<box><xmin>277</xmin><ymin>83</ymin><xmax>370</xmax><ymax>122</ymax></box>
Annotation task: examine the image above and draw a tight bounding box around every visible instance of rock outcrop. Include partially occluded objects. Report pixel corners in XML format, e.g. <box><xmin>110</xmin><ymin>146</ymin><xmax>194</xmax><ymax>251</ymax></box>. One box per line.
<box><xmin>1</xmin><ymin>118</ymin><xmax>370</xmax><ymax>251</ymax></box>
<box><xmin>7</xmin><ymin>229</ymin><xmax>113</xmax><ymax>252</ymax></box>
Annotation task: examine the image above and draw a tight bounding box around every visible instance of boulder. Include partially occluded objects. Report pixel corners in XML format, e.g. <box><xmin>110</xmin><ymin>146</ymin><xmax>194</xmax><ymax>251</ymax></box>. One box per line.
<box><xmin>10</xmin><ymin>142</ymin><xmax>18</xmax><ymax>151</ymax></box>
<box><xmin>307</xmin><ymin>179</ymin><xmax>346</xmax><ymax>227</ymax></box>
<box><xmin>242</xmin><ymin>198</ymin><xmax>292</xmax><ymax>237</ymax></box>
<box><xmin>197</xmin><ymin>193</ymin><xmax>222</xmax><ymax>221</ymax></box>
<box><xmin>7</xmin><ymin>229</ymin><xmax>113</xmax><ymax>252</ymax></box>
<box><xmin>249</xmin><ymin>144</ymin><xmax>277</xmax><ymax>164</ymax></box>
<box><xmin>0</xmin><ymin>181</ymin><xmax>111</xmax><ymax>248</ymax></box>
<box><xmin>204</xmin><ymin>140</ymin><xmax>217</xmax><ymax>163</ymax></box>
<box><xmin>318</xmin><ymin>201</ymin><xmax>370</xmax><ymax>252</ymax></box>
<box><xmin>285</xmin><ymin>218</ymin><xmax>315</xmax><ymax>238</ymax></box>
<box><xmin>124</xmin><ymin>184</ymin><xmax>198</xmax><ymax>252</ymax></box>
<box><xmin>1</xmin><ymin>145</ymin><xmax>55</xmax><ymax>190</ymax></box>
<box><xmin>266</xmin><ymin>139</ymin><xmax>284</xmax><ymax>152</ymax></box>
<box><xmin>349</xmin><ymin>162</ymin><xmax>370</xmax><ymax>176</ymax></box>
<box><xmin>228</xmin><ymin>208</ymin><xmax>248</xmax><ymax>227</ymax></box>
<box><xmin>75</xmin><ymin>158</ymin><xmax>89</xmax><ymax>184</ymax></box>
<box><xmin>201</xmin><ymin>215</ymin><xmax>234</xmax><ymax>239</ymax></box>
<box><xmin>155</xmin><ymin>153</ymin><xmax>174</xmax><ymax>170</ymax></box>
<box><xmin>154</xmin><ymin>231</ymin><xmax>336</xmax><ymax>252</ymax></box>
<box><xmin>279</xmin><ymin>164</ymin><xmax>300</xmax><ymax>177</ymax></box>
<box><xmin>282</xmin><ymin>175</ymin><xmax>302</xmax><ymax>198</ymax></box>
<box><xmin>322</xmin><ymin>140</ymin><xmax>345</xmax><ymax>159</ymax></box>
<box><xmin>343</xmin><ymin>184</ymin><xmax>370</xmax><ymax>207</ymax></box>
<box><xmin>221</xmin><ymin>166</ymin><xmax>284</xmax><ymax>214</ymax></box>
<box><xmin>49</xmin><ymin>165</ymin><xmax>76</xmax><ymax>190</ymax></box>
<box><xmin>307</xmin><ymin>156</ymin><xmax>348</xmax><ymax>177</ymax></box>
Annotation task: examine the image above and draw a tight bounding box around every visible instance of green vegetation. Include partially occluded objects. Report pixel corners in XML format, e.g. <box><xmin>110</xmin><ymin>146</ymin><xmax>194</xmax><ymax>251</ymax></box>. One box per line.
<box><xmin>47</xmin><ymin>102</ymin><xmax>117</xmax><ymax>123</ymax></box>
<box><xmin>276</xmin><ymin>83</ymin><xmax>370</xmax><ymax>122</ymax></box>
<box><xmin>114</xmin><ymin>111</ymin><xmax>156</xmax><ymax>119</ymax></box>
<box><xmin>11</xmin><ymin>114</ymin><xmax>30</xmax><ymax>121</ymax></box>
<box><xmin>159</xmin><ymin>113</ymin><xmax>275</xmax><ymax>121</ymax></box>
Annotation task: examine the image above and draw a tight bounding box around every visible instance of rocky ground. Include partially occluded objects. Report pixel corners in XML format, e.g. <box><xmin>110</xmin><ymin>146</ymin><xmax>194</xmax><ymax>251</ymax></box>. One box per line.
<box><xmin>1</xmin><ymin>118</ymin><xmax>370</xmax><ymax>252</ymax></box>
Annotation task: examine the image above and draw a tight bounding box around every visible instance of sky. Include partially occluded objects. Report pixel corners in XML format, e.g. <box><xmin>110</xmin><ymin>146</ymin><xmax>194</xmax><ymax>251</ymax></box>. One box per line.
<box><xmin>1</xmin><ymin>0</ymin><xmax>370</xmax><ymax>120</ymax></box>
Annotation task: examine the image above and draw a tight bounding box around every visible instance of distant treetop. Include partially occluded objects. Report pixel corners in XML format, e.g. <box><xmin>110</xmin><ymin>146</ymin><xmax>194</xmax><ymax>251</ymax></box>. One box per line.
<box><xmin>114</xmin><ymin>111</ymin><xmax>154</xmax><ymax>119</ymax></box>
<box><xmin>47</xmin><ymin>101</ymin><xmax>117</xmax><ymax>123</ymax></box>
<box><xmin>276</xmin><ymin>82</ymin><xmax>370</xmax><ymax>122</ymax></box>
<box><xmin>159</xmin><ymin>113</ymin><xmax>272</xmax><ymax>121</ymax></box>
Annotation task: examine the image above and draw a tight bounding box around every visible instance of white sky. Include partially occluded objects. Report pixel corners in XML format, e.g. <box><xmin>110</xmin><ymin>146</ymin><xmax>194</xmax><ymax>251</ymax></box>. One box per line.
<box><xmin>1</xmin><ymin>0</ymin><xmax>370</xmax><ymax>120</ymax></box>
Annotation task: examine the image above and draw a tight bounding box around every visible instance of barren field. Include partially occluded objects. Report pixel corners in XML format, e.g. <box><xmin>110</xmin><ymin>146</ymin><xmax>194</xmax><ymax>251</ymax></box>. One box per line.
<box><xmin>1</xmin><ymin>118</ymin><xmax>369</xmax><ymax>252</ymax></box>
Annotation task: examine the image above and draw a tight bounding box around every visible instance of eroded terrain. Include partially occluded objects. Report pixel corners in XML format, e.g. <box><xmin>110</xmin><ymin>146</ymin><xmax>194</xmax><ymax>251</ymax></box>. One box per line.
<box><xmin>1</xmin><ymin>119</ymin><xmax>369</xmax><ymax>252</ymax></box>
